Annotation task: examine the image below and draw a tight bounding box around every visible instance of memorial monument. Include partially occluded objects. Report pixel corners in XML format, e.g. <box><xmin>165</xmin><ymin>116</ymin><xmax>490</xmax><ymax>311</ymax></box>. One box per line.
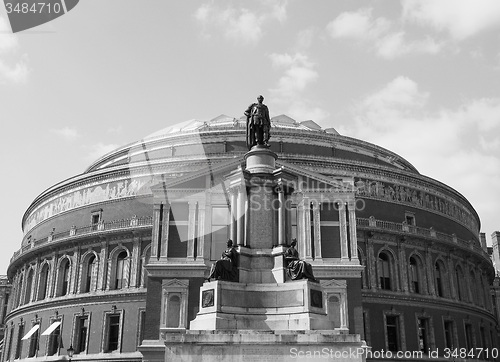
<box><xmin>143</xmin><ymin>96</ymin><xmax>367</xmax><ymax>362</ymax></box>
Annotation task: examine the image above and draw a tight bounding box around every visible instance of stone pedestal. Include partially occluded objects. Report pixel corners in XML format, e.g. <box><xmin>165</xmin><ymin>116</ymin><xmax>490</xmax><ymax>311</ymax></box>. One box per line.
<box><xmin>162</xmin><ymin>331</ymin><xmax>367</xmax><ymax>362</ymax></box>
<box><xmin>244</xmin><ymin>145</ymin><xmax>277</xmax><ymax>174</ymax></box>
<box><xmin>190</xmin><ymin>280</ymin><xmax>334</xmax><ymax>331</ymax></box>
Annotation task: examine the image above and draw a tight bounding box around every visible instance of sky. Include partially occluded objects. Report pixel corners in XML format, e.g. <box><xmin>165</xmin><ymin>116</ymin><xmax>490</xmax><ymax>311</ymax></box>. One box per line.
<box><xmin>0</xmin><ymin>0</ymin><xmax>499</xmax><ymax>274</ymax></box>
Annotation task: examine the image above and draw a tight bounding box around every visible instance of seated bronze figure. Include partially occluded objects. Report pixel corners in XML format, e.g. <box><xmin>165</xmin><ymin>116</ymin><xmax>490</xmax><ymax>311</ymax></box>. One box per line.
<box><xmin>285</xmin><ymin>239</ymin><xmax>318</xmax><ymax>282</ymax></box>
<box><xmin>206</xmin><ymin>239</ymin><xmax>238</xmax><ymax>282</ymax></box>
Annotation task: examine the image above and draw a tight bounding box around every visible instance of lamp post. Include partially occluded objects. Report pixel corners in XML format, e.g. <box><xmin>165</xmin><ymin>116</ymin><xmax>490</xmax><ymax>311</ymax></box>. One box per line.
<box><xmin>67</xmin><ymin>345</ymin><xmax>74</xmax><ymax>361</ymax></box>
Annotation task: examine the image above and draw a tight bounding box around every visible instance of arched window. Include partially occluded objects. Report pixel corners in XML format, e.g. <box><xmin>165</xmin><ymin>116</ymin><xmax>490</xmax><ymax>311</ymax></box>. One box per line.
<box><xmin>115</xmin><ymin>251</ymin><xmax>128</xmax><ymax>290</ymax></box>
<box><xmin>378</xmin><ymin>252</ymin><xmax>392</xmax><ymax>290</ymax></box>
<box><xmin>409</xmin><ymin>257</ymin><xmax>420</xmax><ymax>293</ymax></box>
<box><xmin>455</xmin><ymin>266</ymin><xmax>465</xmax><ymax>301</ymax></box>
<box><xmin>24</xmin><ymin>269</ymin><xmax>34</xmax><ymax>304</ymax></box>
<box><xmin>38</xmin><ymin>264</ymin><xmax>50</xmax><ymax>300</ymax></box>
<box><xmin>82</xmin><ymin>254</ymin><xmax>97</xmax><ymax>293</ymax></box>
<box><xmin>15</xmin><ymin>274</ymin><xmax>23</xmax><ymax>307</ymax></box>
<box><xmin>57</xmin><ymin>258</ymin><xmax>71</xmax><ymax>296</ymax></box>
<box><xmin>470</xmin><ymin>270</ymin><xmax>478</xmax><ymax>305</ymax></box>
<box><xmin>435</xmin><ymin>261</ymin><xmax>445</xmax><ymax>297</ymax></box>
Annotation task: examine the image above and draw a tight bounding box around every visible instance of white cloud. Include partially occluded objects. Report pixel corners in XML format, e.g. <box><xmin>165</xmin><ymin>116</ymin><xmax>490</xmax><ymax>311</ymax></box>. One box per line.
<box><xmin>344</xmin><ymin>76</ymin><xmax>500</xmax><ymax>235</ymax></box>
<box><xmin>50</xmin><ymin>127</ymin><xmax>80</xmax><ymax>141</ymax></box>
<box><xmin>402</xmin><ymin>0</ymin><xmax>500</xmax><ymax>41</ymax></box>
<box><xmin>0</xmin><ymin>16</ymin><xmax>18</xmax><ymax>53</ymax></box>
<box><xmin>326</xmin><ymin>8</ymin><xmax>390</xmax><ymax>40</ymax></box>
<box><xmin>268</xmin><ymin>52</ymin><xmax>328</xmax><ymax>123</ymax></box>
<box><xmin>85</xmin><ymin>143</ymin><xmax>120</xmax><ymax>163</ymax></box>
<box><xmin>0</xmin><ymin>16</ymin><xmax>30</xmax><ymax>84</ymax></box>
<box><xmin>269</xmin><ymin>53</ymin><xmax>318</xmax><ymax>97</ymax></box>
<box><xmin>194</xmin><ymin>1</ymin><xmax>288</xmax><ymax>44</ymax></box>
<box><xmin>0</xmin><ymin>56</ymin><xmax>29</xmax><ymax>84</ymax></box>
<box><xmin>326</xmin><ymin>8</ymin><xmax>442</xmax><ymax>59</ymax></box>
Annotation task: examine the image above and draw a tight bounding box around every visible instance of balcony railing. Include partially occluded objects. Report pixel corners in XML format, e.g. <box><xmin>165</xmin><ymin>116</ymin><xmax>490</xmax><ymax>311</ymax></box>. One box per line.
<box><xmin>357</xmin><ymin>217</ymin><xmax>489</xmax><ymax>260</ymax></box>
<box><xmin>11</xmin><ymin>215</ymin><xmax>153</xmax><ymax>263</ymax></box>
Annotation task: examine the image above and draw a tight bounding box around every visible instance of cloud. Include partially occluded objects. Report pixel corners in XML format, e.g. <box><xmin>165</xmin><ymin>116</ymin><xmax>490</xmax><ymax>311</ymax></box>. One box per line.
<box><xmin>343</xmin><ymin>76</ymin><xmax>500</xmax><ymax>235</ymax></box>
<box><xmin>50</xmin><ymin>127</ymin><xmax>80</xmax><ymax>141</ymax></box>
<box><xmin>0</xmin><ymin>15</ymin><xmax>30</xmax><ymax>84</ymax></box>
<box><xmin>268</xmin><ymin>52</ymin><xmax>328</xmax><ymax>123</ymax></box>
<box><xmin>194</xmin><ymin>1</ymin><xmax>288</xmax><ymax>44</ymax></box>
<box><xmin>327</xmin><ymin>8</ymin><xmax>443</xmax><ymax>59</ymax></box>
<box><xmin>84</xmin><ymin>143</ymin><xmax>120</xmax><ymax>163</ymax></box>
<box><xmin>402</xmin><ymin>0</ymin><xmax>500</xmax><ymax>41</ymax></box>
<box><xmin>326</xmin><ymin>8</ymin><xmax>390</xmax><ymax>40</ymax></box>
<box><xmin>0</xmin><ymin>16</ymin><xmax>18</xmax><ymax>53</ymax></box>
<box><xmin>0</xmin><ymin>56</ymin><xmax>29</xmax><ymax>84</ymax></box>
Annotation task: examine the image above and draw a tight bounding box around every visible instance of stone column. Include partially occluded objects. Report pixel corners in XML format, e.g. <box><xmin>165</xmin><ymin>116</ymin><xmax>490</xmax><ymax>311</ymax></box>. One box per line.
<box><xmin>187</xmin><ymin>201</ymin><xmax>197</xmax><ymax>260</ymax></box>
<box><xmin>277</xmin><ymin>185</ymin><xmax>286</xmax><ymax>246</ymax></box>
<box><xmin>130</xmin><ymin>236</ymin><xmax>141</xmax><ymax>287</ymax></box>
<box><xmin>161</xmin><ymin>203</ymin><xmax>171</xmax><ymax>257</ymax></box>
<box><xmin>98</xmin><ymin>241</ymin><xmax>108</xmax><ymax>291</ymax></box>
<box><xmin>339</xmin><ymin>202</ymin><xmax>349</xmax><ymax>261</ymax></box>
<box><xmin>447</xmin><ymin>253</ymin><xmax>457</xmax><ymax>299</ymax></box>
<box><xmin>197</xmin><ymin>203</ymin><xmax>206</xmax><ymax>260</ymax></box>
<box><xmin>312</xmin><ymin>201</ymin><xmax>322</xmax><ymax>259</ymax></box>
<box><xmin>230</xmin><ymin>190</ymin><xmax>237</xmax><ymax>243</ymax></box>
<box><xmin>397</xmin><ymin>240</ymin><xmax>406</xmax><ymax>293</ymax></box>
<box><xmin>48</xmin><ymin>254</ymin><xmax>57</xmax><ymax>298</ymax></box>
<box><xmin>367</xmin><ymin>238</ymin><xmax>376</xmax><ymax>290</ymax></box>
<box><xmin>302</xmin><ymin>197</ymin><xmax>313</xmax><ymax>261</ymax></box>
<box><xmin>237</xmin><ymin>186</ymin><xmax>246</xmax><ymax>247</ymax></box>
<box><xmin>70</xmin><ymin>247</ymin><xmax>80</xmax><ymax>295</ymax></box>
<box><xmin>152</xmin><ymin>204</ymin><xmax>161</xmax><ymax>259</ymax></box>
<box><xmin>348</xmin><ymin>201</ymin><xmax>358</xmax><ymax>260</ymax></box>
<box><xmin>425</xmin><ymin>246</ymin><xmax>435</xmax><ymax>296</ymax></box>
<box><xmin>30</xmin><ymin>260</ymin><xmax>39</xmax><ymax>303</ymax></box>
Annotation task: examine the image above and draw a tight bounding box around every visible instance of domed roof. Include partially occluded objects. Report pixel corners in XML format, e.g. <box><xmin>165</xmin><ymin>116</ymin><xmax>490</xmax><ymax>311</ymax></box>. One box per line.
<box><xmin>84</xmin><ymin>114</ymin><xmax>418</xmax><ymax>174</ymax></box>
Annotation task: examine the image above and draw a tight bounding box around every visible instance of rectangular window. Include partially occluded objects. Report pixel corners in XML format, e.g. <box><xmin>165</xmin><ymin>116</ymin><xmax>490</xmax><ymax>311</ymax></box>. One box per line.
<box><xmin>465</xmin><ymin>324</ymin><xmax>474</xmax><ymax>350</ymax></box>
<box><xmin>138</xmin><ymin>309</ymin><xmax>146</xmax><ymax>346</ymax></box>
<box><xmin>480</xmin><ymin>326</ymin><xmax>486</xmax><ymax>349</ymax></box>
<box><xmin>210</xmin><ymin>206</ymin><xmax>229</xmax><ymax>260</ymax></box>
<box><xmin>28</xmin><ymin>323</ymin><xmax>39</xmax><ymax>358</ymax></box>
<box><xmin>104</xmin><ymin>313</ymin><xmax>122</xmax><ymax>353</ymax></box>
<box><xmin>41</xmin><ymin>319</ymin><xmax>62</xmax><ymax>356</ymax></box>
<box><xmin>47</xmin><ymin>324</ymin><xmax>61</xmax><ymax>356</ymax></box>
<box><xmin>15</xmin><ymin>324</ymin><xmax>24</xmax><ymax>359</ymax></box>
<box><xmin>319</xmin><ymin>203</ymin><xmax>341</xmax><ymax>258</ymax></box>
<box><xmin>386</xmin><ymin>315</ymin><xmax>400</xmax><ymax>352</ymax></box>
<box><xmin>417</xmin><ymin>318</ymin><xmax>429</xmax><ymax>352</ymax></box>
<box><xmin>6</xmin><ymin>326</ymin><xmax>14</xmax><ymax>361</ymax></box>
<box><xmin>405</xmin><ymin>212</ymin><xmax>416</xmax><ymax>226</ymax></box>
<box><xmin>444</xmin><ymin>321</ymin><xmax>455</xmax><ymax>349</ymax></box>
<box><xmin>167</xmin><ymin>203</ymin><xmax>189</xmax><ymax>258</ymax></box>
<box><xmin>75</xmin><ymin>316</ymin><xmax>89</xmax><ymax>354</ymax></box>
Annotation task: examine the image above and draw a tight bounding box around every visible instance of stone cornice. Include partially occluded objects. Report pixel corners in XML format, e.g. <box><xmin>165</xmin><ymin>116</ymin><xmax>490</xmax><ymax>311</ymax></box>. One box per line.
<box><xmin>5</xmin><ymin>289</ymin><xmax>146</xmax><ymax>321</ymax></box>
<box><xmin>362</xmin><ymin>290</ymin><xmax>497</xmax><ymax>322</ymax></box>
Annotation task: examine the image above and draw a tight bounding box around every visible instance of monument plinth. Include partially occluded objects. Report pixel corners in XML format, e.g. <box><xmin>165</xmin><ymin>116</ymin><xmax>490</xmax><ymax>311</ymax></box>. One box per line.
<box><xmin>149</xmin><ymin>97</ymin><xmax>366</xmax><ymax>362</ymax></box>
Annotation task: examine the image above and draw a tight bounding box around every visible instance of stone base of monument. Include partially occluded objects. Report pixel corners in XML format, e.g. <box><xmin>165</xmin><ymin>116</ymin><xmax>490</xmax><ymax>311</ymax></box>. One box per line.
<box><xmin>190</xmin><ymin>280</ymin><xmax>334</xmax><ymax>330</ymax></box>
<box><xmin>162</xmin><ymin>330</ymin><xmax>367</xmax><ymax>362</ymax></box>
<box><xmin>244</xmin><ymin>145</ymin><xmax>277</xmax><ymax>174</ymax></box>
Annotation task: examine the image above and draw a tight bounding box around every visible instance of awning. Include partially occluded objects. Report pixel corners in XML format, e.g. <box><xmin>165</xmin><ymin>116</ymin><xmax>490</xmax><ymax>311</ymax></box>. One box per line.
<box><xmin>41</xmin><ymin>320</ymin><xmax>61</xmax><ymax>336</ymax></box>
<box><xmin>21</xmin><ymin>324</ymin><xmax>40</xmax><ymax>340</ymax></box>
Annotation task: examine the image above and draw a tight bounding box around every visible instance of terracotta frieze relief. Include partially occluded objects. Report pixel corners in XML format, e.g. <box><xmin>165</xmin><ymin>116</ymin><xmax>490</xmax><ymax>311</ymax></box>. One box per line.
<box><xmin>24</xmin><ymin>176</ymin><xmax>152</xmax><ymax>234</ymax></box>
<box><xmin>354</xmin><ymin>178</ymin><xmax>478</xmax><ymax>233</ymax></box>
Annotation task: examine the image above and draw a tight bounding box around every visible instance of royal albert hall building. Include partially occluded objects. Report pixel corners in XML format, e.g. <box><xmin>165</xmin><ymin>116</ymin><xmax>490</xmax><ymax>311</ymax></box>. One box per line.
<box><xmin>3</xmin><ymin>114</ymin><xmax>499</xmax><ymax>361</ymax></box>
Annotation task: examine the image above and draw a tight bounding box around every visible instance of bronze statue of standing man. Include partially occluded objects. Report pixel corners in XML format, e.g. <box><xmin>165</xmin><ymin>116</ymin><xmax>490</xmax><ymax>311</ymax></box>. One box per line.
<box><xmin>244</xmin><ymin>95</ymin><xmax>271</xmax><ymax>150</ymax></box>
